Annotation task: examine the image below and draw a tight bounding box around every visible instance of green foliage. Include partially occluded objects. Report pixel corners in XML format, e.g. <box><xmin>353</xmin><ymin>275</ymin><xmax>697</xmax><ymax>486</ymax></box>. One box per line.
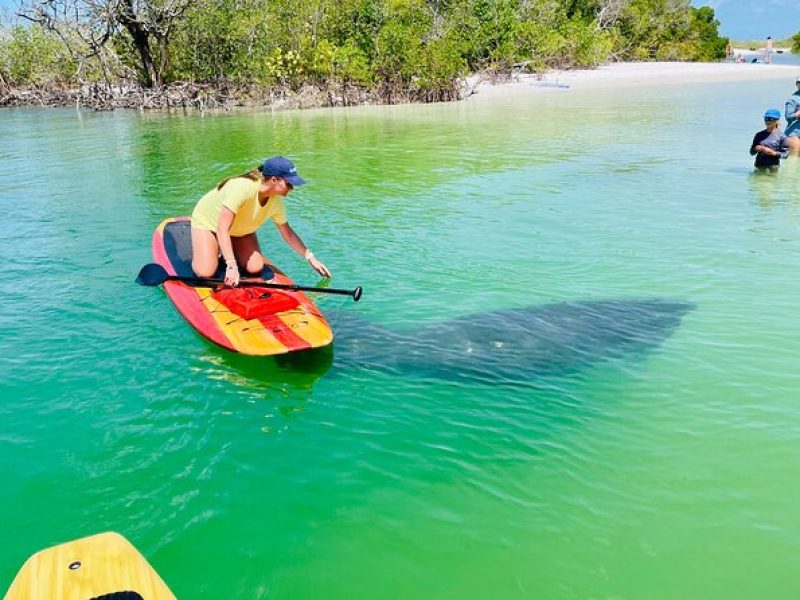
<box><xmin>555</xmin><ymin>19</ymin><xmax>613</xmax><ymax>67</ymax></box>
<box><xmin>0</xmin><ymin>24</ymin><xmax>76</xmax><ymax>86</ymax></box>
<box><xmin>331</xmin><ymin>42</ymin><xmax>374</xmax><ymax>85</ymax></box>
<box><xmin>791</xmin><ymin>32</ymin><xmax>800</xmax><ymax>55</ymax></box>
<box><xmin>450</xmin><ymin>0</ymin><xmax>521</xmax><ymax>68</ymax></box>
<box><xmin>302</xmin><ymin>39</ymin><xmax>373</xmax><ymax>85</ymax></box>
<box><xmin>415</xmin><ymin>33</ymin><xmax>467</xmax><ymax>97</ymax></box>
<box><xmin>341</xmin><ymin>0</ymin><xmax>389</xmax><ymax>59</ymax></box>
<box><xmin>688</xmin><ymin>6</ymin><xmax>728</xmax><ymax>61</ymax></box>
<box><xmin>611</xmin><ymin>0</ymin><xmax>727</xmax><ymax>62</ymax></box>
<box><xmin>170</xmin><ymin>1</ymin><xmax>275</xmax><ymax>84</ymax></box>
<box><xmin>613</xmin><ymin>0</ymin><xmax>691</xmax><ymax>60</ymax></box>
<box><xmin>2</xmin><ymin>0</ymin><xmax>733</xmax><ymax>101</ymax></box>
<box><xmin>112</xmin><ymin>31</ymin><xmax>147</xmax><ymax>80</ymax></box>
<box><xmin>512</xmin><ymin>21</ymin><xmax>563</xmax><ymax>71</ymax></box>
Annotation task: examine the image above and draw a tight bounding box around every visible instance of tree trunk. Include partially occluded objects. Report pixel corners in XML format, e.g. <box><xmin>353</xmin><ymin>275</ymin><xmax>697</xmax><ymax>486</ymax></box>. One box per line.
<box><xmin>130</xmin><ymin>27</ymin><xmax>160</xmax><ymax>87</ymax></box>
<box><xmin>116</xmin><ymin>0</ymin><xmax>161</xmax><ymax>88</ymax></box>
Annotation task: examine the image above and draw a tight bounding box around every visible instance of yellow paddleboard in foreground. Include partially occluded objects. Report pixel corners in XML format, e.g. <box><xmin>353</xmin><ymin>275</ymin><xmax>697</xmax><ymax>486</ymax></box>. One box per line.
<box><xmin>4</xmin><ymin>531</ymin><xmax>175</xmax><ymax>600</ymax></box>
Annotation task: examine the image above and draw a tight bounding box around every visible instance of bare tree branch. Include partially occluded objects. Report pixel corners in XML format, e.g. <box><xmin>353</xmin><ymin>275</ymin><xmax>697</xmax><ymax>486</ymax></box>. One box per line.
<box><xmin>596</xmin><ymin>0</ymin><xmax>629</xmax><ymax>30</ymax></box>
<box><xmin>18</xmin><ymin>0</ymin><xmax>191</xmax><ymax>88</ymax></box>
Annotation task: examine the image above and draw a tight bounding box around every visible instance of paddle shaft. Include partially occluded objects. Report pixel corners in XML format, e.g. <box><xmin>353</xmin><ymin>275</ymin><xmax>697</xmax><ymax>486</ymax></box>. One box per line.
<box><xmin>135</xmin><ymin>262</ymin><xmax>362</xmax><ymax>301</ymax></box>
<box><xmin>166</xmin><ymin>274</ymin><xmax>361</xmax><ymax>300</ymax></box>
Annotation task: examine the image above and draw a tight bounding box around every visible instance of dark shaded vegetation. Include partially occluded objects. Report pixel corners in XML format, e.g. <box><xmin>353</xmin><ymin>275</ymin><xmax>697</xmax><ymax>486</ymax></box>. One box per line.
<box><xmin>0</xmin><ymin>0</ymin><xmax>728</xmax><ymax>110</ymax></box>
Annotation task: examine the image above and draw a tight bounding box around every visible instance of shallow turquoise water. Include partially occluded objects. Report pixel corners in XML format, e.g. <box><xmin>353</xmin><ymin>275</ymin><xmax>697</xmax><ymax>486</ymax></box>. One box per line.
<box><xmin>2</xmin><ymin>74</ymin><xmax>800</xmax><ymax>598</ymax></box>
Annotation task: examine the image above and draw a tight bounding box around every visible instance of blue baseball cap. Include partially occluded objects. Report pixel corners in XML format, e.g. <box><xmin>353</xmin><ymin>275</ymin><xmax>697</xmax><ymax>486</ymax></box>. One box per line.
<box><xmin>763</xmin><ymin>109</ymin><xmax>781</xmax><ymax>120</ymax></box>
<box><xmin>260</xmin><ymin>156</ymin><xmax>306</xmax><ymax>187</ymax></box>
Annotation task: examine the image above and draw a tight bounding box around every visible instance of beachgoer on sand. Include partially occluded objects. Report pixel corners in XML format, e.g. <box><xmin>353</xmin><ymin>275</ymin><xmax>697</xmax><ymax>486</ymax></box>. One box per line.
<box><xmin>750</xmin><ymin>109</ymin><xmax>789</xmax><ymax>172</ymax></box>
<box><xmin>190</xmin><ymin>156</ymin><xmax>332</xmax><ymax>287</ymax></box>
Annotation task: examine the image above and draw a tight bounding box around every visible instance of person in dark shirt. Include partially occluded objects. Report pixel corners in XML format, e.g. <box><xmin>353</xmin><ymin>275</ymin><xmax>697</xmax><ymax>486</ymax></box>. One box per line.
<box><xmin>750</xmin><ymin>109</ymin><xmax>789</xmax><ymax>172</ymax></box>
<box><xmin>783</xmin><ymin>76</ymin><xmax>800</xmax><ymax>155</ymax></box>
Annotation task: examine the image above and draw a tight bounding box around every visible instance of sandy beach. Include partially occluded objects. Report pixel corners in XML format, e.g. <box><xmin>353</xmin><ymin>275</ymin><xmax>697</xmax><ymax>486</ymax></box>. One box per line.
<box><xmin>469</xmin><ymin>61</ymin><xmax>799</xmax><ymax>98</ymax></box>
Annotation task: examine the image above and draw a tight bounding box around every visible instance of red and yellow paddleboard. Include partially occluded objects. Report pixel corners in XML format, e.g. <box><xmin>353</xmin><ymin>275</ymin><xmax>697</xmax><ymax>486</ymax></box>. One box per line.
<box><xmin>152</xmin><ymin>217</ymin><xmax>333</xmax><ymax>355</ymax></box>
<box><xmin>4</xmin><ymin>531</ymin><xmax>175</xmax><ymax>599</ymax></box>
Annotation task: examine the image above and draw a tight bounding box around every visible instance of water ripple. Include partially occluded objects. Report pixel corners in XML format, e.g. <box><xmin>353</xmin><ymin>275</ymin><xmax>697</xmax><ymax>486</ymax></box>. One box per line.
<box><xmin>3</xmin><ymin>82</ymin><xmax>800</xmax><ymax>596</ymax></box>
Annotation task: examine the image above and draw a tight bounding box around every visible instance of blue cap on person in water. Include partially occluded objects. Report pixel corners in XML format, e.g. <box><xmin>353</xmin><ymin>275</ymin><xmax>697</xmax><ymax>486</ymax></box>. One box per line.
<box><xmin>763</xmin><ymin>109</ymin><xmax>781</xmax><ymax>120</ymax></box>
<box><xmin>260</xmin><ymin>156</ymin><xmax>306</xmax><ymax>187</ymax></box>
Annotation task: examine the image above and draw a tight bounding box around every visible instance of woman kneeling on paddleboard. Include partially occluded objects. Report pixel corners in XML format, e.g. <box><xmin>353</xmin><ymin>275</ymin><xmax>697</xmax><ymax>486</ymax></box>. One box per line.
<box><xmin>191</xmin><ymin>156</ymin><xmax>332</xmax><ymax>286</ymax></box>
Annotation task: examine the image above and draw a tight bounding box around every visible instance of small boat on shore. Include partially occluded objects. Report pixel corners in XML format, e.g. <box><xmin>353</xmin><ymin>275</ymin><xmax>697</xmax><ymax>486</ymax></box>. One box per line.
<box><xmin>529</xmin><ymin>80</ymin><xmax>570</xmax><ymax>89</ymax></box>
<box><xmin>4</xmin><ymin>532</ymin><xmax>176</xmax><ymax>599</ymax></box>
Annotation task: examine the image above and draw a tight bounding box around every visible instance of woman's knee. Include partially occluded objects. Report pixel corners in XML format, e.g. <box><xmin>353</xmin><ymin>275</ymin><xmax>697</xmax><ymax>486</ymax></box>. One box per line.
<box><xmin>243</xmin><ymin>252</ymin><xmax>265</xmax><ymax>276</ymax></box>
<box><xmin>192</xmin><ymin>259</ymin><xmax>218</xmax><ymax>278</ymax></box>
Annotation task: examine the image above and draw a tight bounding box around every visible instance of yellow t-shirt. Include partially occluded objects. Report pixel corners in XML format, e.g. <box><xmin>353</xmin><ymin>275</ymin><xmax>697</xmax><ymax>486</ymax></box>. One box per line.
<box><xmin>191</xmin><ymin>177</ymin><xmax>287</xmax><ymax>236</ymax></box>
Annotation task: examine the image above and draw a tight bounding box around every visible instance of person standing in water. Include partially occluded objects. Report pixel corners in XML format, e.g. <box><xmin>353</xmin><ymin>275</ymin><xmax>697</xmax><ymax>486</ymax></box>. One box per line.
<box><xmin>750</xmin><ymin>109</ymin><xmax>789</xmax><ymax>173</ymax></box>
<box><xmin>191</xmin><ymin>156</ymin><xmax>332</xmax><ymax>287</ymax></box>
<box><xmin>784</xmin><ymin>76</ymin><xmax>800</xmax><ymax>155</ymax></box>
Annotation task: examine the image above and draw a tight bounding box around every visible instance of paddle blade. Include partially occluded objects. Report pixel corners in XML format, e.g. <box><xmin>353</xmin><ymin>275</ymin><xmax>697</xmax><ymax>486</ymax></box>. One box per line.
<box><xmin>135</xmin><ymin>263</ymin><xmax>170</xmax><ymax>286</ymax></box>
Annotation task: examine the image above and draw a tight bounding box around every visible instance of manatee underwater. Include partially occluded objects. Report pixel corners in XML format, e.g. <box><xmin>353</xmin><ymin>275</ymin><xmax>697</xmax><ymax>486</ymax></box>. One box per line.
<box><xmin>324</xmin><ymin>298</ymin><xmax>694</xmax><ymax>385</ymax></box>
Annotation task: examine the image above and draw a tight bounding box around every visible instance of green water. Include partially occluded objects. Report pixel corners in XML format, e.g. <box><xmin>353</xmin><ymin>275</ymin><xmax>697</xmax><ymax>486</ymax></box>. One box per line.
<box><xmin>2</xmin><ymin>77</ymin><xmax>800</xmax><ymax>598</ymax></box>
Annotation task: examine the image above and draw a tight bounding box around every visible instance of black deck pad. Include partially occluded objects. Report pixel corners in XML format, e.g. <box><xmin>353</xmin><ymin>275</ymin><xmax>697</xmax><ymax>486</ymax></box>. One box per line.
<box><xmin>163</xmin><ymin>220</ymin><xmax>199</xmax><ymax>278</ymax></box>
<box><xmin>163</xmin><ymin>219</ymin><xmax>275</xmax><ymax>282</ymax></box>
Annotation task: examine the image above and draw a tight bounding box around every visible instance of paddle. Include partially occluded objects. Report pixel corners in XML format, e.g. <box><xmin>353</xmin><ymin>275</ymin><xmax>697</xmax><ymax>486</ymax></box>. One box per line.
<box><xmin>135</xmin><ymin>263</ymin><xmax>363</xmax><ymax>302</ymax></box>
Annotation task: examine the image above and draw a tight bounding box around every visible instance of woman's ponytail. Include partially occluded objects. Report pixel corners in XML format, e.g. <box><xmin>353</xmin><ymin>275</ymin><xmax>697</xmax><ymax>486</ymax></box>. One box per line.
<box><xmin>216</xmin><ymin>168</ymin><xmax>261</xmax><ymax>191</ymax></box>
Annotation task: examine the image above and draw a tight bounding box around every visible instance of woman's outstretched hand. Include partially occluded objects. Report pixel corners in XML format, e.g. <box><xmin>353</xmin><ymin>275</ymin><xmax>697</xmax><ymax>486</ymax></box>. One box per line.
<box><xmin>308</xmin><ymin>256</ymin><xmax>332</xmax><ymax>278</ymax></box>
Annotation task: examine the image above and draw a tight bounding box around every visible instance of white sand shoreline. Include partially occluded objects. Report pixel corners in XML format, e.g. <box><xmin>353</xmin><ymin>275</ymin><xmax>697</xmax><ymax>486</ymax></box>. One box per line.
<box><xmin>468</xmin><ymin>61</ymin><xmax>800</xmax><ymax>98</ymax></box>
